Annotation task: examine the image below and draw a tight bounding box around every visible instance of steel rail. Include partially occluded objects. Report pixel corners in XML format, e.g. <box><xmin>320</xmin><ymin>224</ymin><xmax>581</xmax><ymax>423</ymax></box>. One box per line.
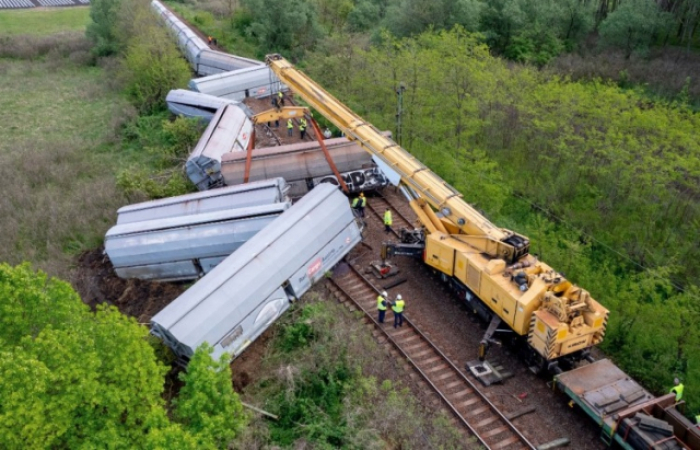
<box><xmin>329</xmin><ymin>262</ymin><xmax>536</xmax><ymax>450</ymax></box>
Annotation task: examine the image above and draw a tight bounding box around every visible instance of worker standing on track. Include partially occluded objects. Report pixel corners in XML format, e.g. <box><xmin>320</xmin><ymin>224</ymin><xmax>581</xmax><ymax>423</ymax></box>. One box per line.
<box><xmin>392</xmin><ymin>294</ymin><xmax>405</xmax><ymax>328</ymax></box>
<box><xmin>383</xmin><ymin>208</ymin><xmax>392</xmax><ymax>233</ymax></box>
<box><xmin>351</xmin><ymin>193</ymin><xmax>366</xmax><ymax>217</ymax></box>
<box><xmin>287</xmin><ymin>119</ymin><xmax>294</xmax><ymax>137</ymax></box>
<box><xmin>207</xmin><ymin>36</ymin><xmax>212</xmax><ymax>46</ymax></box>
<box><xmin>299</xmin><ymin>119</ymin><xmax>307</xmax><ymax>140</ymax></box>
<box><xmin>671</xmin><ymin>378</ymin><xmax>684</xmax><ymax>402</ymax></box>
<box><xmin>377</xmin><ymin>291</ymin><xmax>389</xmax><ymax>324</ymax></box>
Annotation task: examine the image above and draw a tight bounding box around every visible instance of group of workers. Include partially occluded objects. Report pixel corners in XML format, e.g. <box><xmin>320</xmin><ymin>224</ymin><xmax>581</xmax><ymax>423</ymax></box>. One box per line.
<box><xmin>377</xmin><ymin>291</ymin><xmax>405</xmax><ymax>328</ymax></box>
<box><xmin>351</xmin><ymin>193</ymin><xmax>393</xmax><ymax>232</ymax></box>
<box><xmin>206</xmin><ymin>36</ymin><xmax>218</xmax><ymax>47</ymax></box>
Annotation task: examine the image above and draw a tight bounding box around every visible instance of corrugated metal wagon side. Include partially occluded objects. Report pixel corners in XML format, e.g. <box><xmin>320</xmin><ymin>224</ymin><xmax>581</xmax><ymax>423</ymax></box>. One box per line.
<box><xmin>150</xmin><ymin>184</ymin><xmax>362</xmax><ymax>364</ymax></box>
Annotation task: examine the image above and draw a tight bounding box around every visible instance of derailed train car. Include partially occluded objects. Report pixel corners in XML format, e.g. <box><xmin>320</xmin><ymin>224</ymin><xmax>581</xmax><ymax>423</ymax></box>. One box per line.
<box><xmin>150</xmin><ymin>184</ymin><xmax>362</xmax><ymax>364</ymax></box>
<box><xmin>165</xmin><ymin>89</ymin><xmax>238</xmax><ymax>122</ymax></box>
<box><xmin>186</xmin><ymin>103</ymin><xmax>255</xmax><ymax>191</ymax></box>
<box><xmin>188</xmin><ymin>65</ymin><xmax>287</xmax><ymax>102</ymax></box>
<box><xmin>105</xmin><ymin>202</ymin><xmax>290</xmax><ymax>282</ymax></box>
<box><xmin>116</xmin><ymin>177</ymin><xmax>289</xmax><ymax>224</ymax></box>
<box><xmin>150</xmin><ymin>0</ymin><xmax>261</xmax><ymax>76</ymax></box>
<box><xmin>221</xmin><ymin>136</ymin><xmax>390</xmax><ymax>197</ymax></box>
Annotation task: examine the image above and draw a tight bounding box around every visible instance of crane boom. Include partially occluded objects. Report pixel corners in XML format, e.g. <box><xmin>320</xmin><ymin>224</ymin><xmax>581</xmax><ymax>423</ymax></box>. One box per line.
<box><xmin>265</xmin><ymin>54</ymin><xmax>529</xmax><ymax>262</ymax></box>
<box><xmin>264</xmin><ymin>54</ymin><xmax>608</xmax><ymax>368</ymax></box>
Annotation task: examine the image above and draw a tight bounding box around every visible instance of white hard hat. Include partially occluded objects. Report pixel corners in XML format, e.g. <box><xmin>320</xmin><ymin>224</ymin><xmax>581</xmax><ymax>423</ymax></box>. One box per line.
<box><xmin>382</xmin><ymin>291</ymin><xmax>388</xmax><ymax>297</ymax></box>
<box><xmin>396</xmin><ymin>294</ymin><xmax>402</xmax><ymax>300</ymax></box>
<box><xmin>675</xmin><ymin>377</ymin><xmax>680</xmax><ymax>385</ymax></box>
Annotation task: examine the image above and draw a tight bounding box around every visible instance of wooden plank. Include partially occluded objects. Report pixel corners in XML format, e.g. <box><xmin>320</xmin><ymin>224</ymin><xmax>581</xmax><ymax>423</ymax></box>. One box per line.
<box><xmin>506</xmin><ymin>405</ymin><xmax>536</xmax><ymax>420</ymax></box>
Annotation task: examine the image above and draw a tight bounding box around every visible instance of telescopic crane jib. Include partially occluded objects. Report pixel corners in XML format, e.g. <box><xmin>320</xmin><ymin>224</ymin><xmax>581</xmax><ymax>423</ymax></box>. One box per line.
<box><xmin>264</xmin><ymin>54</ymin><xmax>609</xmax><ymax>370</ymax></box>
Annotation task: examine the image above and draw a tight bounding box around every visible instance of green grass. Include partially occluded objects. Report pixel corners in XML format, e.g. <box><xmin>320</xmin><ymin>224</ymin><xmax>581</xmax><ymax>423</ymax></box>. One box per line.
<box><xmin>0</xmin><ymin>7</ymin><xmax>90</xmax><ymax>36</ymax></box>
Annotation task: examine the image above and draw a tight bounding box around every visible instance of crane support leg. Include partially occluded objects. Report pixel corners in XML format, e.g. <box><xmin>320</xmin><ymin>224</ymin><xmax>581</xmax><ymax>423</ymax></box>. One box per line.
<box><xmin>478</xmin><ymin>315</ymin><xmax>502</xmax><ymax>361</ymax></box>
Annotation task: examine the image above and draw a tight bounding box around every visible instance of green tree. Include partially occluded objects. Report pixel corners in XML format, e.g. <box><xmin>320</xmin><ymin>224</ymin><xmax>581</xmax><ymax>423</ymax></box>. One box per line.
<box><xmin>599</xmin><ymin>0</ymin><xmax>674</xmax><ymax>58</ymax></box>
<box><xmin>0</xmin><ymin>264</ymin><xmax>247</xmax><ymax>449</ymax></box>
<box><xmin>86</xmin><ymin>0</ymin><xmax>124</xmax><ymax>55</ymax></box>
<box><xmin>119</xmin><ymin>12</ymin><xmax>191</xmax><ymax>114</ymax></box>
<box><xmin>241</xmin><ymin>0</ymin><xmax>323</xmax><ymax>59</ymax></box>
<box><xmin>173</xmin><ymin>344</ymin><xmax>247</xmax><ymax>449</ymax></box>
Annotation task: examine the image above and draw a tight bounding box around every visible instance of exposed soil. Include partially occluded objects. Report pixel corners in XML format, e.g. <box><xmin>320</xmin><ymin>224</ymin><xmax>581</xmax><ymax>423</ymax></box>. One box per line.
<box><xmin>70</xmin><ymin>247</ymin><xmax>187</xmax><ymax>324</ymax></box>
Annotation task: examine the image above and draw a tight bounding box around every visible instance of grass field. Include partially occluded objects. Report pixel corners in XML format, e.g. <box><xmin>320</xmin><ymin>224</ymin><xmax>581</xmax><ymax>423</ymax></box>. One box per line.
<box><xmin>0</xmin><ymin>8</ymin><xmax>131</xmax><ymax>279</ymax></box>
<box><xmin>0</xmin><ymin>6</ymin><xmax>90</xmax><ymax>35</ymax></box>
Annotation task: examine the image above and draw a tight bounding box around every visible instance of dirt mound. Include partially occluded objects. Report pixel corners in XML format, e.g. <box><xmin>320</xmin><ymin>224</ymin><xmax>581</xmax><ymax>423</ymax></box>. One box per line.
<box><xmin>70</xmin><ymin>248</ymin><xmax>187</xmax><ymax>323</ymax></box>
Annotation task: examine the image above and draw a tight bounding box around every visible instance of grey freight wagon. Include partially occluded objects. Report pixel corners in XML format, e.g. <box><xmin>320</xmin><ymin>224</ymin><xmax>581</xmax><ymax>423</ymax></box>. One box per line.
<box><xmin>105</xmin><ymin>202</ymin><xmax>290</xmax><ymax>282</ymax></box>
<box><xmin>150</xmin><ymin>0</ymin><xmax>261</xmax><ymax>76</ymax></box>
<box><xmin>221</xmin><ymin>136</ymin><xmax>390</xmax><ymax>197</ymax></box>
<box><xmin>116</xmin><ymin>177</ymin><xmax>289</xmax><ymax>225</ymax></box>
<box><xmin>150</xmin><ymin>183</ymin><xmax>362</xmax><ymax>364</ymax></box>
<box><xmin>188</xmin><ymin>65</ymin><xmax>287</xmax><ymax>102</ymax></box>
<box><xmin>166</xmin><ymin>89</ymin><xmax>239</xmax><ymax>122</ymax></box>
<box><xmin>186</xmin><ymin>103</ymin><xmax>254</xmax><ymax>191</ymax></box>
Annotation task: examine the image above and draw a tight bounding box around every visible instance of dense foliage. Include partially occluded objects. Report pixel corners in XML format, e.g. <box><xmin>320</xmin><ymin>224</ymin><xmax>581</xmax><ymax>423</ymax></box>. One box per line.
<box><xmin>0</xmin><ymin>263</ymin><xmax>246</xmax><ymax>449</ymax></box>
<box><xmin>236</xmin><ymin>297</ymin><xmax>467</xmax><ymax>449</ymax></box>
<box><xmin>302</xmin><ymin>28</ymin><xmax>700</xmax><ymax>411</ymax></box>
<box><xmin>211</xmin><ymin>0</ymin><xmax>700</xmax><ymax>65</ymax></box>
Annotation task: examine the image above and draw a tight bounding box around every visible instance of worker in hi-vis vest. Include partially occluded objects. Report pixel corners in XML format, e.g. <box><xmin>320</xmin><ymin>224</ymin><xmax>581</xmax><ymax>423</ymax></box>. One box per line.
<box><xmin>377</xmin><ymin>291</ymin><xmax>389</xmax><ymax>324</ymax></box>
<box><xmin>392</xmin><ymin>294</ymin><xmax>405</xmax><ymax>329</ymax></box>
<box><xmin>384</xmin><ymin>208</ymin><xmax>392</xmax><ymax>233</ymax></box>
<box><xmin>287</xmin><ymin>119</ymin><xmax>293</xmax><ymax>137</ymax></box>
<box><xmin>351</xmin><ymin>193</ymin><xmax>366</xmax><ymax>217</ymax></box>
<box><xmin>671</xmin><ymin>378</ymin><xmax>684</xmax><ymax>402</ymax></box>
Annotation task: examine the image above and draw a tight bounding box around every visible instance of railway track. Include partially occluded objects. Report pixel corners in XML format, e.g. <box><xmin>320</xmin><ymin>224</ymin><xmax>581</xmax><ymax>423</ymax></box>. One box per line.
<box><xmin>366</xmin><ymin>193</ymin><xmax>415</xmax><ymax>238</ymax></box>
<box><xmin>328</xmin><ymin>263</ymin><xmax>536</xmax><ymax>450</ymax></box>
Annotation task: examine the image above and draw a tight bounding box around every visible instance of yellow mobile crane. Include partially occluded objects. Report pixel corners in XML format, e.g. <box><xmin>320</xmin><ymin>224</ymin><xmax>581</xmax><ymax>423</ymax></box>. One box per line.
<box><xmin>265</xmin><ymin>54</ymin><xmax>608</xmax><ymax>372</ymax></box>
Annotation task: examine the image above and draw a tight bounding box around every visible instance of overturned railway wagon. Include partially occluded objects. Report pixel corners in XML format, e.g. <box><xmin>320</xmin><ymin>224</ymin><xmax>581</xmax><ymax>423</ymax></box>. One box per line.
<box><xmin>106</xmin><ymin>202</ymin><xmax>290</xmax><ymax>282</ymax></box>
<box><xmin>187</xmin><ymin>103</ymin><xmax>255</xmax><ymax>191</ymax></box>
<box><xmin>151</xmin><ymin>0</ymin><xmax>261</xmax><ymax>76</ymax></box>
<box><xmin>221</xmin><ymin>136</ymin><xmax>390</xmax><ymax>196</ymax></box>
<box><xmin>116</xmin><ymin>177</ymin><xmax>289</xmax><ymax>224</ymax></box>
<box><xmin>150</xmin><ymin>184</ymin><xmax>362</xmax><ymax>364</ymax></box>
<box><xmin>188</xmin><ymin>65</ymin><xmax>287</xmax><ymax>101</ymax></box>
<box><xmin>165</xmin><ymin>89</ymin><xmax>239</xmax><ymax>122</ymax></box>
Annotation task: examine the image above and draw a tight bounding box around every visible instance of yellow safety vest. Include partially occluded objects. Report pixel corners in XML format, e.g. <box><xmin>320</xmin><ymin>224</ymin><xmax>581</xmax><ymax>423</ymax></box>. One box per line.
<box><xmin>287</xmin><ymin>119</ymin><xmax>293</xmax><ymax>129</ymax></box>
<box><xmin>278</xmin><ymin>91</ymin><xmax>283</xmax><ymax>99</ymax></box>
<box><xmin>352</xmin><ymin>197</ymin><xmax>365</xmax><ymax>207</ymax></box>
<box><xmin>384</xmin><ymin>210</ymin><xmax>392</xmax><ymax>225</ymax></box>
<box><xmin>392</xmin><ymin>300</ymin><xmax>404</xmax><ymax>313</ymax></box>
<box><xmin>377</xmin><ymin>295</ymin><xmax>387</xmax><ymax>310</ymax></box>
<box><xmin>671</xmin><ymin>383</ymin><xmax>684</xmax><ymax>401</ymax></box>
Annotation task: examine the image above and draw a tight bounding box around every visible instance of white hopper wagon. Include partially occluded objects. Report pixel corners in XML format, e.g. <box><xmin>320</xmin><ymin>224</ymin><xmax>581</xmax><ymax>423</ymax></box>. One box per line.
<box><xmin>116</xmin><ymin>178</ymin><xmax>289</xmax><ymax>225</ymax></box>
<box><xmin>165</xmin><ymin>89</ymin><xmax>239</xmax><ymax>122</ymax></box>
<box><xmin>188</xmin><ymin>65</ymin><xmax>287</xmax><ymax>102</ymax></box>
<box><xmin>196</xmin><ymin>49</ymin><xmax>262</xmax><ymax>77</ymax></box>
<box><xmin>150</xmin><ymin>184</ymin><xmax>362</xmax><ymax>364</ymax></box>
<box><xmin>186</xmin><ymin>103</ymin><xmax>254</xmax><ymax>191</ymax></box>
<box><xmin>105</xmin><ymin>202</ymin><xmax>290</xmax><ymax>282</ymax></box>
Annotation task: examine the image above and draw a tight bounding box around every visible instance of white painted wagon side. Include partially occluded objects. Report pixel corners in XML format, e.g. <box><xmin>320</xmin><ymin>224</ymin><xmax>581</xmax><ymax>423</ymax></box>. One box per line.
<box><xmin>186</xmin><ymin>103</ymin><xmax>254</xmax><ymax>190</ymax></box>
<box><xmin>188</xmin><ymin>65</ymin><xmax>287</xmax><ymax>101</ymax></box>
<box><xmin>105</xmin><ymin>202</ymin><xmax>290</xmax><ymax>281</ymax></box>
<box><xmin>116</xmin><ymin>178</ymin><xmax>289</xmax><ymax>224</ymax></box>
<box><xmin>196</xmin><ymin>49</ymin><xmax>262</xmax><ymax>76</ymax></box>
<box><xmin>166</xmin><ymin>89</ymin><xmax>239</xmax><ymax>122</ymax></box>
<box><xmin>150</xmin><ymin>184</ymin><xmax>362</xmax><ymax>363</ymax></box>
